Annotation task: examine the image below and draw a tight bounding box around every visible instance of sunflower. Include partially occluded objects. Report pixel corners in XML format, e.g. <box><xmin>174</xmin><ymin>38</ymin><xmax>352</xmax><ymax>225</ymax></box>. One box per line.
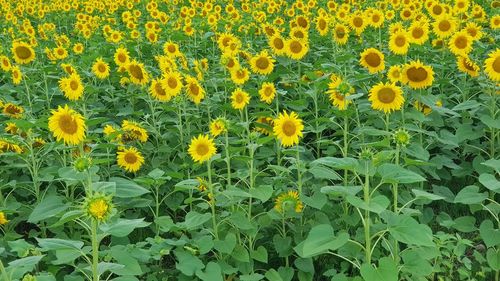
<box><xmin>401</xmin><ymin>60</ymin><xmax>434</xmax><ymax>89</ymax></box>
<box><xmin>12</xmin><ymin>41</ymin><xmax>35</xmax><ymax>64</ymax></box>
<box><xmin>457</xmin><ymin>56</ymin><xmax>480</xmax><ymax>77</ymax></box>
<box><xmin>0</xmin><ymin>212</ymin><xmax>8</xmax><ymax>225</ymax></box>
<box><xmin>163</xmin><ymin>41</ymin><xmax>181</xmax><ymax>57</ymax></box>
<box><xmin>48</xmin><ymin>105</ymin><xmax>86</xmax><ymax>145</ymax></box>
<box><xmin>185</xmin><ymin>76</ymin><xmax>205</xmax><ymax>105</ymax></box>
<box><xmin>368</xmin><ymin>82</ymin><xmax>405</xmax><ymax>113</ymax></box>
<box><xmin>188</xmin><ymin>134</ymin><xmax>217</xmax><ymax>163</ymax></box>
<box><xmin>73</xmin><ymin>43</ymin><xmax>84</xmax><ymax>54</ymax></box>
<box><xmin>433</xmin><ymin>15</ymin><xmax>457</xmax><ymax>38</ymax></box>
<box><xmin>230</xmin><ymin>67</ymin><xmax>250</xmax><ymax>85</ymax></box>
<box><xmin>464</xmin><ymin>22</ymin><xmax>483</xmax><ymax>41</ymax></box>
<box><xmin>59</xmin><ymin>73</ymin><xmax>84</xmax><ymax>101</ymax></box>
<box><xmin>163</xmin><ymin>71</ymin><xmax>183</xmax><ymax>97</ymax></box>
<box><xmin>333</xmin><ymin>23</ymin><xmax>350</xmax><ymax>45</ymax></box>
<box><xmin>0</xmin><ymin>138</ymin><xmax>23</xmax><ymax>154</ymax></box>
<box><xmin>448</xmin><ymin>31</ymin><xmax>473</xmax><ymax>57</ymax></box>
<box><xmin>53</xmin><ymin>47</ymin><xmax>68</xmax><ymax>60</ymax></box>
<box><xmin>369</xmin><ymin>9</ymin><xmax>385</xmax><ymax>28</ymax></box>
<box><xmin>268</xmin><ymin>34</ymin><xmax>286</xmax><ymax>56</ymax></box>
<box><xmin>285</xmin><ymin>38</ymin><xmax>308</xmax><ymax>60</ymax></box>
<box><xmin>0</xmin><ymin>56</ymin><xmax>11</xmax><ymax>71</ymax></box>
<box><xmin>255</xmin><ymin>116</ymin><xmax>274</xmax><ymax>135</ymax></box>
<box><xmin>2</xmin><ymin>103</ymin><xmax>24</xmax><ymax>118</ymax></box>
<box><xmin>92</xmin><ymin>58</ymin><xmax>110</xmax><ymax>79</ymax></box>
<box><xmin>84</xmin><ymin>194</ymin><xmax>113</xmax><ymax>222</ymax></box>
<box><xmin>274</xmin><ymin>190</ymin><xmax>304</xmax><ymax>214</ymax></box>
<box><xmin>149</xmin><ymin>78</ymin><xmax>171</xmax><ymax>102</ymax></box>
<box><xmin>127</xmin><ymin>60</ymin><xmax>150</xmax><ymax>85</ymax></box>
<box><xmin>231</xmin><ymin>88</ymin><xmax>250</xmax><ymax>110</ymax></box>
<box><xmin>61</xmin><ymin>63</ymin><xmax>76</xmax><ymax>75</ymax></box>
<box><xmin>484</xmin><ymin>49</ymin><xmax>500</xmax><ymax>82</ymax></box>
<box><xmin>114</xmin><ymin>47</ymin><xmax>130</xmax><ymax>66</ymax></box>
<box><xmin>315</xmin><ymin>15</ymin><xmax>329</xmax><ymax>36</ymax></box>
<box><xmin>388</xmin><ymin>65</ymin><xmax>403</xmax><ymax>83</ymax></box>
<box><xmin>273</xmin><ymin>111</ymin><xmax>304</xmax><ymax>147</ymax></box>
<box><xmin>259</xmin><ymin>82</ymin><xmax>276</xmax><ymax>104</ymax></box>
<box><xmin>11</xmin><ymin>65</ymin><xmax>22</xmax><ymax>85</ymax></box>
<box><xmin>328</xmin><ymin>90</ymin><xmax>351</xmax><ymax>111</ymax></box>
<box><xmin>117</xmin><ymin>147</ymin><xmax>145</xmax><ymax>173</ymax></box>
<box><xmin>250</xmin><ymin>50</ymin><xmax>275</xmax><ymax>75</ymax></box>
<box><xmin>389</xmin><ymin>30</ymin><xmax>410</xmax><ymax>55</ymax></box>
<box><xmin>359</xmin><ymin>48</ymin><xmax>385</xmax><ymax>74</ymax></box>
<box><xmin>121</xmin><ymin>120</ymin><xmax>148</xmax><ymax>143</ymax></box>
<box><xmin>408</xmin><ymin>21</ymin><xmax>429</xmax><ymax>45</ymax></box>
<box><xmin>210</xmin><ymin>118</ymin><xmax>226</xmax><ymax>137</ymax></box>
<box><xmin>349</xmin><ymin>12</ymin><xmax>367</xmax><ymax>35</ymax></box>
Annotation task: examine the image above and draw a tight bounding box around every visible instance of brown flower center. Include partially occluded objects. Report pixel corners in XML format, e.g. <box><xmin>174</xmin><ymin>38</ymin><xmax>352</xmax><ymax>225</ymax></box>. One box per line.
<box><xmin>58</xmin><ymin>114</ymin><xmax>78</xmax><ymax>134</ymax></box>
<box><xmin>282</xmin><ymin>120</ymin><xmax>297</xmax><ymax>136</ymax></box>
<box><xmin>377</xmin><ymin>87</ymin><xmax>396</xmax><ymax>103</ymax></box>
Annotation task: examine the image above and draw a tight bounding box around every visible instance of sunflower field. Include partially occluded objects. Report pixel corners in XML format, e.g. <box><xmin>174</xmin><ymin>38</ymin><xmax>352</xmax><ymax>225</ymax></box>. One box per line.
<box><xmin>0</xmin><ymin>0</ymin><xmax>499</xmax><ymax>280</ymax></box>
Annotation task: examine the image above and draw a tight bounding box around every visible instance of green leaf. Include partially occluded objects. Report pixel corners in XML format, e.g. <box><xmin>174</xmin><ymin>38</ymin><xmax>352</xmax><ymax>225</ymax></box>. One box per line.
<box><xmin>454</xmin><ymin>185</ymin><xmax>487</xmax><ymax>204</ymax></box>
<box><xmin>7</xmin><ymin>239</ymin><xmax>33</xmax><ymax>257</ymax></box>
<box><xmin>28</xmin><ymin>195</ymin><xmax>69</xmax><ymax>223</ymax></box>
<box><xmin>265</xmin><ymin>269</ymin><xmax>284</xmax><ymax>281</ymax></box>
<box><xmin>250</xmin><ymin>185</ymin><xmax>273</xmax><ymax>203</ymax></box>
<box><xmin>412</xmin><ymin>189</ymin><xmax>445</xmax><ymax>201</ymax></box>
<box><xmin>232</xmin><ymin>244</ymin><xmax>250</xmax><ymax>262</ymax></box>
<box><xmin>196</xmin><ymin>262</ymin><xmax>223</xmax><ymax>281</ymax></box>
<box><xmin>110</xmin><ymin>177</ymin><xmax>150</xmax><ymax>198</ymax></box>
<box><xmin>6</xmin><ymin>255</ymin><xmax>45</xmax><ymax>280</ymax></box>
<box><xmin>294</xmin><ymin>224</ymin><xmax>349</xmax><ymax>258</ymax></box>
<box><xmin>251</xmin><ymin>246</ymin><xmax>268</xmax><ymax>263</ymax></box>
<box><xmin>377</xmin><ymin>164</ymin><xmax>425</xmax><ymax>184</ymax></box>
<box><xmin>97</xmin><ymin>262</ymin><xmax>125</xmax><ymax>275</ymax></box>
<box><xmin>36</xmin><ymin>238</ymin><xmax>84</xmax><ymax>251</ymax></box>
<box><xmin>385</xmin><ymin>213</ymin><xmax>434</xmax><ymax>246</ymax></box>
<box><xmin>452</xmin><ymin>216</ymin><xmax>477</xmax><ymax>233</ymax></box>
<box><xmin>100</xmin><ymin>218</ymin><xmax>150</xmax><ymax>237</ymax></box>
<box><xmin>214</xmin><ymin>233</ymin><xmax>236</xmax><ymax>254</ymax></box>
<box><xmin>487</xmin><ymin>248</ymin><xmax>500</xmax><ymax>271</ymax></box>
<box><xmin>482</xmin><ymin>159</ymin><xmax>500</xmax><ymax>173</ymax></box>
<box><xmin>346</xmin><ymin>195</ymin><xmax>389</xmax><ymax>214</ymax></box>
<box><xmin>401</xmin><ymin>250</ymin><xmax>433</xmax><ymax>277</ymax></box>
<box><xmin>175</xmin><ymin>250</ymin><xmax>204</xmax><ymax>276</ymax></box>
<box><xmin>240</xmin><ymin>273</ymin><xmax>265</xmax><ymax>281</ymax></box>
<box><xmin>480</xmin><ymin>220</ymin><xmax>500</xmax><ymax>248</ymax></box>
<box><xmin>308</xmin><ymin>165</ymin><xmax>341</xmax><ymax>180</ymax></box>
<box><xmin>178</xmin><ymin>211</ymin><xmax>211</xmax><ymax>230</ymax></box>
<box><xmin>360</xmin><ymin>257</ymin><xmax>398</xmax><ymax>281</ymax></box>
<box><xmin>321</xmin><ymin>186</ymin><xmax>362</xmax><ymax>197</ymax></box>
<box><xmin>311</xmin><ymin>157</ymin><xmax>358</xmax><ymax>171</ymax></box>
<box><xmin>479</xmin><ymin>173</ymin><xmax>500</xmax><ymax>193</ymax></box>
<box><xmin>110</xmin><ymin>246</ymin><xmax>143</xmax><ymax>275</ymax></box>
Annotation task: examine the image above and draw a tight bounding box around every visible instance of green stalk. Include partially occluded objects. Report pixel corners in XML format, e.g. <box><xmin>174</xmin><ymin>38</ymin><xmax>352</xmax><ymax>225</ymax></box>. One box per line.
<box><xmin>343</xmin><ymin>114</ymin><xmax>349</xmax><ymax>186</ymax></box>
<box><xmin>363</xmin><ymin>162</ymin><xmax>371</xmax><ymax>265</ymax></box>
<box><xmin>207</xmin><ymin>159</ymin><xmax>218</xmax><ymax>239</ymax></box>
<box><xmin>296</xmin><ymin>146</ymin><xmax>302</xmax><ymax>196</ymax></box>
<box><xmin>392</xmin><ymin>145</ymin><xmax>400</xmax><ymax>261</ymax></box>
<box><xmin>0</xmin><ymin>258</ymin><xmax>10</xmax><ymax>281</ymax></box>
<box><xmin>224</xmin><ymin>131</ymin><xmax>231</xmax><ymax>187</ymax></box>
<box><xmin>91</xmin><ymin>220</ymin><xmax>99</xmax><ymax>281</ymax></box>
<box><xmin>281</xmin><ymin>217</ymin><xmax>289</xmax><ymax>267</ymax></box>
<box><xmin>245</xmin><ymin>108</ymin><xmax>254</xmax><ymax>219</ymax></box>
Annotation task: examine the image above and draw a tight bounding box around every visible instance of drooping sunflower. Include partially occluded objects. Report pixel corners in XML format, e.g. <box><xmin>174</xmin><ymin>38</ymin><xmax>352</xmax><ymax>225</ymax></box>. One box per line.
<box><xmin>185</xmin><ymin>76</ymin><xmax>205</xmax><ymax>105</ymax></box>
<box><xmin>121</xmin><ymin>120</ymin><xmax>148</xmax><ymax>143</ymax></box>
<box><xmin>401</xmin><ymin>60</ymin><xmax>434</xmax><ymax>89</ymax></box>
<box><xmin>457</xmin><ymin>56</ymin><xmax>480</xmax><ymax>77</ymax></box>
<box><xmin>250</xmin><ymin>50</ymin><xmax>275</xmax><ymax>75</ymax></box>
<box><xmin>127</xmin><ymin>60</ymin><xmax>150</xmax><ymax>85</ymax></box>
<box><xmin>12</xmin><ymin>41</ymin><xmax>35</xmax><ymax>64</ymax></box>
<box><xmin>114</xmin><ymin>47</ymin><xmax>130</xmax><ymax>66</ymax></box>
<box><xmin>230</xmin><ymin>67</ymin><xmax>250</xmax><ymax>85</ymax></box>
<box><xmin>163</xmin><ymin>71</ymin><xmax>184</xmax><ymax>97</ymax></box>
<box><xmin>92</xmin><ymin>58</ymin><xmax>110</xmax><ymax>79</ymax></box>
<box><xmin>333</xmin><ymin>23</ymin><xmax>350</xmax><ymax>45</ymax></box>
<box><xmin>389</xmin><ymin>30</ymin><xmax>410</xmax><ymax>55</ymax></box>
<box><xmin>210</xmin><ymin>118</ymin><xmax>227</xmax><ymax>137</ymax></box>
<box><xmin>188</xmin><ymin>134</ymin><xmax>217</xmax><ymax>163</ymax></box>
<box><xmin>59</xmin><ymin>73</ymin><xmax>84</xmax><ymax>101</ymax></box>
<box><xmin>448</xmin><ymin>31</ymin><xmax>473</xmax><ymax>57</ymax></box>
<box><xmin>368</xmin><ymin>82</ymin><xmax>405</xmax><ymax>113</ymax></box>
<box><xmin>268</xmin><ymin>34</ymin><xmax>286</xmax><ymax>56</ymax></box>
<box><xmin>2</xmin><ymin>103</ymin><xmax>24</xmax><ymax>118</ymax></box>
<box><xmin>117</xmin><ymin>147</ymin><xmax>145</xmax><ymax>173</ymax></box>
<box><xmin>484</xmin><ymin>49</ymin><xmax>500</xmax><ymax>82</ymax></box>
<box><xmin>359</xmin><ymin>48</ymin><xmax>385</xmax><ymax>74</ymax></box>
<box><xmin>231</xmin><ymin>88</ymin><xmax>250</xmax><ymax>110</ymax></box>
<box><xmin>149</xmin><ymin>78</ymin><xmax>171</xmax><ymax>102</ymax></box>
<box><xmin>11</xmin><ymin>66</ymin><xmax>22</xmax><ymax>85</ymax></box>
<box><xmin>48</xmin><ymin>105</ymin><xmax>86</xmax><ymax>145</ymax></box>
<box><xmin>285</xmin><ymin>38</ymin><xmax>308</xmax><ymax>60</ymax></box>
<box><xmin>259</xmin><ymin>82</ymin><xmax>276</xmax><ymax>104</ymax></box>
<box><xmin>274</xmin><ymin>190</ymin><xmax>304</xmax><ymax>214</ymax></box>
<box><xmin>273</xmin><ymin>111</ymin><xmax>304</xmax><ymax>147</ymax></box>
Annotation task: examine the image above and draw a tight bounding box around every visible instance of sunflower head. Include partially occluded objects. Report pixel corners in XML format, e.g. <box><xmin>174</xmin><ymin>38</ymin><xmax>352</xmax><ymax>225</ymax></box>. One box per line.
<box><xmin>274</xmin><ymin>190</ymin><xmax>304</xmax><ymax>214</ymax></box>
<box><xmin>188</xmin><ymin>134</ymin><xmax>217</xmax><ymax>163</ymax></box>
<box><xmin>0</xmin><ymin>211</ymin><xmax>8</xmax><ymax>225</ymax></box>
<box><xmin>401</xmin><ymin>60</ymin><xmax>434</xmax><ymax>89</ymax></box>
<box><xmin>392</xmin><ymin>128</ymin><xmax>411</xmax><ymax>147</ymax></box>
<box><xmin>368</xmin><ymin>82</ymin><xmax>405</xmax><ymax>114</ymax></box>
<box><xmin>12</xmin><ymin>41</ymin><xmax>36</xmax><ymax>64</ymax></box>
<box><xmin>48</xmin><ymin>105</ymin><xmax>86</xmax><ymax>145</ymax></box>
<box><xmin>230</xmin><ymin>88</ymin><xmax>250</xmax><ymax>110</ymax></box>
<box><xmin>83</xmin><ymin>194</ymin><xmax>114</xmax><ymax>222</ymax></box>
<box><xmin>117</xmin><ymin>146</ymin><xmax>145</xmax><ymax>173</ymax></box>
<box><xmin>74</xmin><ymin>155</ymin><xmax>92</xmax><ymax>172</ymax></box>
<box><xmin>273</xmin><ymin>111</ymin><xmax>304</xmax><ymax>147</ymax></box>
<box><xmin>359</xmin><ymin>48</ymin><xmax>385</xmax><ymax>73</ymax></box>
<box><xmin>210</xmin><ymin>118</ymin><xmax>227</xmax><ymax>137</ymax></box>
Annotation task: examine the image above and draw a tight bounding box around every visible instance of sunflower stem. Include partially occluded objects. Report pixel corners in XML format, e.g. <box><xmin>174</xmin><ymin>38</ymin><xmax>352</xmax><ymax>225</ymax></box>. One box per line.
<box><xmin>281</xmin><ymin>216</ymin><xmax>289</xmax><ymax>267</ymax></box>
<box><xmin>276</xmin><ymin>93</ymin><xmax>281</xmax><ymax>166</ymax></box>
<box><xmin>91</xmin><ymin>219</ymin><xmax>99</xmax><ymax>281</ymax></box>
<box><xmin>224</xmin><ymin>131</ymin><xmax>231</xmax><ymax>187</ymax></box>
<box><xmin>363</xmin><ymin>161</ymin><xmax>371</xmax><ymax>265</ymax></box>
<box><xmin>207</xmin><ymin>159</ymin><xmax>218</xmax><ymax>239</ymax></box>
<box><xmin>245</xmin><ymin>107</ymin><xmax>255</xmax><ymax>220</ymax></box>
<box><xmin>296</xmin><ymin>146</ymin><xmax>302</xmax><ymax>196</ymax></box>
<box><xmin>392</xmin><ymin>144</ymin><xmax>400</xmax><ymax>262</ymax></box>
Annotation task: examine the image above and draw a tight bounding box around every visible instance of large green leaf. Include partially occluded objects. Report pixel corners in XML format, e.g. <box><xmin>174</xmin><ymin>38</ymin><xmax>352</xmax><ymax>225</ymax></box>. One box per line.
<box><xmin>178</xmin><ymin>211</ymin><xmax>211</xmax><ymax>230</ymax></box>
<box><xmin>196</xmin><ymin>262</ymin><xmax>223</xmax><ymax>281</ymax></box>
<box><xmin>377</xmin><ymin>164</ymin><xmax>425</xmax><ymax>184</ymax></box>
<box><xmin>28</xmin><ymin>195</ymin><xmax>69</xmax><ymax>223</ymax></box>
<box><xmin>175</xmin><ymin>250</ymin><xmax>204</xmax><ymax>276</ymax></box>
<box><xmin>385</xmin><ymin>213</ymin><xmax>434</xmax><ymax>246</ymax></box>
<box><xmin>294</xmin><ymin>224</ymin><xmax>349</xmax><ymax>258</ymax></box>
<box><xmin>346</xmin><ymin>195</ymin><xmax>389</xmax><ymax>214</ymax></box>
<box><xmin>479</xmin><ymin>173</ymin><xmax>500</xmax><ymax>193</ymax></box>
<box><xmin>454</xmin><ymin>185</ymin><xmax>487</xmax><ymax>204</ymax></box>
<box><xmin>360</xmin><ymin>257</ymin><xmax>398</xmax><ymax>281</ymax></box>
<box><xmin>100</xmin><ymin>218</ymin><xmax>150</xmax><ymax>237</ymax></box>
<box><xmin>480</xmin><ymin>220</ymin><xmax>500</xmax><ymax>248</ymax></box>
<box><xmin>110</xmin><ymin>177</ymin><xmax>150</xmax><ymax>198</ymax></box>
